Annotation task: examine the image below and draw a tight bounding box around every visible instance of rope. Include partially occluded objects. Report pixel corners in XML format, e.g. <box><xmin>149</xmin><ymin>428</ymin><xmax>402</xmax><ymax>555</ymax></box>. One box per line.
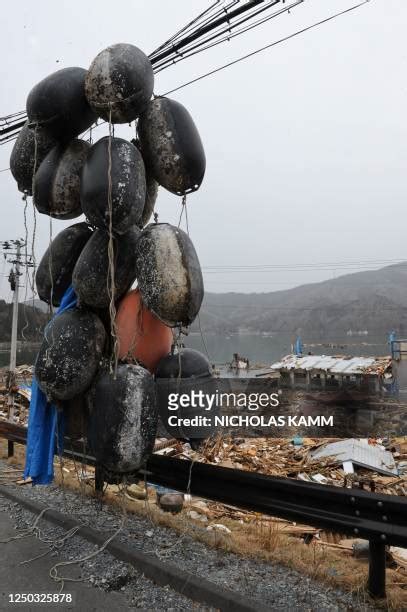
<box><xmin>48</xmin><ymin>519</ymin><xmax>124</xmax><ymax>593</ymax></box>
<box><xmin>47</xmin><ymin>215</ymin><xmax>54</xmax><ymax>315</ymax></box>
<box><xmin>107</xmin><ymin>107</ymin><xmax>118</xmax><ymax>375</ymax></box>
<box><xmin>30</xmin><ymin>125</ymin><xmax>38</xmax><ymax>306</ymax></box>
<box><xmin>0</xmin><ymin>507</ymin><xmax>54</xmax><ymax>543</ymax></box>
<box><xmin>181</xmin><ymin>196</ymin><xmax>212</xmax><ymax>362</ymax></box>
<box><xmin>146</xmin><ymin>458</ymin><xmax>196</xmax><ymax>561</ymax></box>
<box><xmin>21</xmin><ymin>196</ymin><xmax>30</xmax><ymax>342</ymax></box>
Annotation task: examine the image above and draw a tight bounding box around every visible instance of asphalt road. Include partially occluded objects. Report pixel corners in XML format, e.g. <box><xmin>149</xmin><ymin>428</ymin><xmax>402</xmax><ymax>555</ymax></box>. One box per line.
<box><xmin>0</xmin><ymin>510</ymin><xmax>129</xmax><ymax>611</ymax></box>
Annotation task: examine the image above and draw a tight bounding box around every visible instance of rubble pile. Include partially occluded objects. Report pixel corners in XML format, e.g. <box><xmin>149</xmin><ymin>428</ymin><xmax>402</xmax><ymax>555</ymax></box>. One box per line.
<box><xmin>0</xmin><ymin>365</ymin><xmax>33</xmax><ymax>426</ymax></box>
<box><xmin>175</xmin><ymin>435</ymin><xmax>407</xmax><ymax>496</ymax></box>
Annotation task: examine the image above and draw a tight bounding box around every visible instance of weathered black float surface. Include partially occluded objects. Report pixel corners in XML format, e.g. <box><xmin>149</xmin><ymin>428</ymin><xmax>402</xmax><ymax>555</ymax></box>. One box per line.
<box><xmin>10</xmin><ymin>121</ymin><xmax>57</xmax><ymax>194</ymax></box>
<box><xmin>156</xmin><ymin>349</ymin><xmax>216</xmax><ymax>439</ymax></box>
<box><xmin>34</xmin><ymin>139</ymin><xmax>90</xmax><ymax>219</ymax></box>
<box><xmin>87</xmin><ymin>363</ymin><xmax>158</xmax><ymax>473</ymax></box>
<box><xmin>36</xmin><ymin>222</ymin><xmax>92</xmax><ymax>306</ymax></box>
<box><xmin>138</xmin><ymin>97</ymin><xmax>206</xmax><ymax>195</ymax></box>
<box><xmin>26</xmin><ymin>67</ymin><xmax>96</xmax><ymax>141</ymax></box>
<box><xmin>85</xmin><ymin>43</ymin><xmax>154</xmax><ymax>123</ymax></box>
<box><xmin>81</xmin><ymin>137</ymin><xmax>146</xmax><ymax>234</ymax></box>
<box><xmin>35</xmin><ymin>309</ymin><xmax>106</xmax><ymax>401</ymax></box>
<box><xmin>156</xmin><ymin>348</ymin><xmax>211</xmax><ymax>379</ymax></box>
<box><xmin>135</xmin><ymin>223</ymin><xmax>204</xmax><ymax>327</ymax></box>
<box><xmin>140</xmin><ymin>173</ymin><xmax>158</xmax><ymax>227</ymax></box>
<box><xmin>72</xmin><ymin>226</ymin><xmax>140</xmax><ymax>308</ymax></box>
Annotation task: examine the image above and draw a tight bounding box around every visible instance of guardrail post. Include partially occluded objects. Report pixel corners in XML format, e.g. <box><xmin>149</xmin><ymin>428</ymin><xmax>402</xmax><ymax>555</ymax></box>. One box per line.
<box><xmin>7</xmin><ymin>440</ymin><xmax>14</xmax><ymax>458</ymax></box>
<box><xmin>95</xmin><ymin>464</ymin><xmax>104</xmax><ymax>494</ymax></box>
<box><xmin>368</xmin><ymin>540</ymin><xmax>386</xmax><ymax>598</ymax></box>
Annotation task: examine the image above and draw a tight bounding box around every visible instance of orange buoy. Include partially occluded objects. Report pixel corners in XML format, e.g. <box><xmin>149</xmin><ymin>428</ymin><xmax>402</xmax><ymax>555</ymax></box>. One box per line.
<box><xmin>116</xmin><ymin>289</ymin><xmax>173</xmax><ymax>373</ymax></box>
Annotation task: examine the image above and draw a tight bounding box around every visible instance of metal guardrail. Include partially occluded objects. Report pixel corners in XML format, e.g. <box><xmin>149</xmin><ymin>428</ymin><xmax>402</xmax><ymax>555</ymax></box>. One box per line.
<box><xmin>1</xmin><ymin>420</ymin><xmax>406</xmax><ymax>599</ymax></box>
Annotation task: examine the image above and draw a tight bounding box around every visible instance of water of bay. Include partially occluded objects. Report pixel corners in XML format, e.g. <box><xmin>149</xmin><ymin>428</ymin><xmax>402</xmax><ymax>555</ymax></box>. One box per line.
<box><xmin>0</xmin><ymin>333</ymin><xmax>389</xmax><ymax>369</ymax></box>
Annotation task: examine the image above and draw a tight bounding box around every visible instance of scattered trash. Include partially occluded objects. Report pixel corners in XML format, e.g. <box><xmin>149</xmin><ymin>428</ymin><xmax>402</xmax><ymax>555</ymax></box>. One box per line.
<box><xmin>342</xmin><ymin>461</ymin><xmax>354</xmax><ymax>474</ymax></box>
<box><xmin>310</xmin><ymin>439</ymin><xmax>398</xmax><ymax>477</ymax></box>
<box><xmin>310</xmin><ymin>473</ymin><xmax>328</xmax><ymax>485</ymax></box>
<box><xmin>187</xmin><ymin>510</ymin><xmax>208</xmax><ymax>522</ymax></box>
<box><xmin>125</xmin><ymin>483</ymin><xmax>147</xmax><ymax>501</ymax></box>
<box><xmin>352</xmin><ymin>541</ymin><xmax>370</xmax><ymax>559</ymax></box>
<box><xmin>207</xmin><ymin>524</ymin><xmax>231</xmax><ymax>534</ymax></box>
<box><xmin>174</xmin><ymin>435</ymin><xmax>407</xmax><ymax>496</ymax></box>
<box><xmin>390</xmin><ymin>547</ymin><xmax>407</xmax><ymax>568</ymax></box>
<box><xmin>158</xmin><ymin>493</ymin><xmax>184</xmax><ymax>514</ymax></box>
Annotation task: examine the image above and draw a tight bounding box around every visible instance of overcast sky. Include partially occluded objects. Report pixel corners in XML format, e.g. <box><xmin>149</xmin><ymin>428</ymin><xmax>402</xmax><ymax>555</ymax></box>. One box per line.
<box><xmin>0</xmin><ymin>0</ymin><xmax>405</xmax><ymax>301</ymax></box>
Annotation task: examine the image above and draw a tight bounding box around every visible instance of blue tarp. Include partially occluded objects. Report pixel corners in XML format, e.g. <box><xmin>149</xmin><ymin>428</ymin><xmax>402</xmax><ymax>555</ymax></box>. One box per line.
<box><xmin>294</xmin><ymin>336</ymin><xmax>303</xmax><ymax>356</ymax></box>
<box><xmin>24</xmin><ymin>286</ymin><xmax>77</xmax><ymax>485</ymax></box>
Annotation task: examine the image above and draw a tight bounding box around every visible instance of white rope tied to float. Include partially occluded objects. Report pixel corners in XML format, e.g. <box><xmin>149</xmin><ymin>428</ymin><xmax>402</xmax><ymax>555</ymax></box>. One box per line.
<box><xmin>107</xmin><ymin>106</ymin><xmax>119</xmax><ymax>375</ymax></box>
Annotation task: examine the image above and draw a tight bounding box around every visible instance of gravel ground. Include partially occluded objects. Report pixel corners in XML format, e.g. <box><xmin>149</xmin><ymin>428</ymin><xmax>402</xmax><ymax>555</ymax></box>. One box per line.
<box><xmin>0</xmin><ymin>463</ymin><xmax>379</xmax><ymax>612</ymax></box>
<box><xmin>0</xmin><ymin>497</ymin><xmax>211</xmax><ymax>610</ymax></box>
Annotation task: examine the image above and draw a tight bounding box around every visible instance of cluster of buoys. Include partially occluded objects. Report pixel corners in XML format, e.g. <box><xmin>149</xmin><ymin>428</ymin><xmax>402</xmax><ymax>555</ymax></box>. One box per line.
<box><xmin>10</xmin><ymin>43</ymin><xmax>212</xmax><ymax>473</ymax></box>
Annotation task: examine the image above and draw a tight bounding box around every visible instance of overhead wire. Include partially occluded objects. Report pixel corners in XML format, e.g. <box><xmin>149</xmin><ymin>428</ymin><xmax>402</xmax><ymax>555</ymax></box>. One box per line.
<box><xmin>201</xmin><ymin>257</ymin><xmax>407</xmax><ymax>271</ymax></box>
<box><xmin>0</xmin><ymin>0</ymin><xmax>302</xmax><ymax>144</ymax></box>
<box><xmin>151</xmin><ymin>0</ymin><xmax>281</xmax><ymax>66</ymax></box>
<box><xmin>149</xmin><ymin>0</ymin><xmax>229</xmax><ymax>58</ymax></box>
<box><xmin>162</xmin><ymin>0</ymin><xmax>371</xmax><ymax>96</ymax></box>
<box><xmin>152</xmin><ymin>0</ymin><xmax>279</xmax><ymax>66</ymax></box>
<box><xmin>154</xmin><ymin>0</ymin><xmax>301</xmax><ymax>73</ymax></box>
<box><xmin>0</xmin><ymin>0</ymin><xmax>371</xmax><ymax>143</ymax></box>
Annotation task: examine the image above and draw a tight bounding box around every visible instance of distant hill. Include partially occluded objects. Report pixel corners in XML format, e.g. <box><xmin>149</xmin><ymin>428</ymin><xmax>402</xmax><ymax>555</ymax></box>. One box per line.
<box><xmin>194</xmin><ymin>262</ymin><xmax>407</xmax><ymax>336</ymax></box>
<box><xmin>1</xmin><ymin>262</ymin><xmax>407</xmax><ymax>342</ymax></box>
<box><xmin>0</xmin><ymin>300</ymin><xmax>49</xmax><ymax>342</ymax></box>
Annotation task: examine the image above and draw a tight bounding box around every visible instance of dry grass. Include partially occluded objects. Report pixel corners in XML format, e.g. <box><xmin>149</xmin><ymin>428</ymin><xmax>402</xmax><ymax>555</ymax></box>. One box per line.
<box><xmin>1</xmin><ymin>440</ymin><xmax>406</xmax><ymax>610</ymax></box>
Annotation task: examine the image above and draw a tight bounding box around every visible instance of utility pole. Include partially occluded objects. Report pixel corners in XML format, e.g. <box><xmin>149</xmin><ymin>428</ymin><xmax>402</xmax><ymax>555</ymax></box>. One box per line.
<box><xmin>1</xmin><ymin>238</ymin><xmax>33</xmax><ymax>422</ymax></box>
<box><xmin>9</xmin><ymin>240</ymin><xmax>21</xmax><ymax>376</ymax></box>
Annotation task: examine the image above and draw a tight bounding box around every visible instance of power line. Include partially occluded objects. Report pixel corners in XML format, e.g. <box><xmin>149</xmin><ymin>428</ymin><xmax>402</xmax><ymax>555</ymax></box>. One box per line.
<box><xmin>1</xmin><ymin>0</ymin><xmax>296</xmax><ymax>144</ymax></box>
<box><xmin>153</xmin><ymin>0</ymin><xmax>302</xmax><ymax>73</ymax></box>
<box><xmin>202</xmin><ymin>257</ymin><xmax>405</xmax><ymax>268</ymax></box>
<box><xmin>149</xmin><ymin>0</ymin><xmax>235</xmax><ymax>58</ymax></box>
<box><xmin>162</xmin><ymin>0</ymin><xmax>371</xmax><ymax>96</ymax></box>
<box><xmin>151</xmin><ymin>0</ymin><xmax>281</xmax><ymax>65</ymax></box>
<box><xmin>203</xmin><ymin>306</ymin><xmax>407</xmax><ymax>311</ymax></box>
<box><xmin>201</xmin><ymin>261</ymin><xmax>407</xmax><ymax>273</ymax></box>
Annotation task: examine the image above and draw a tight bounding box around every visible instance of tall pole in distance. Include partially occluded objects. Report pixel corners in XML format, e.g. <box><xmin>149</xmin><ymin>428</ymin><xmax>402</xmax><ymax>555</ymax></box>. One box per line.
<box><xmin>9</xmin><ymin>240</ymin><xmax>21</xmax><ymax>376</ymax></box>
<box><xmin>1</xmin><ymin>238</ymin><xmax>32</xmax><ymax>424</ymax></box>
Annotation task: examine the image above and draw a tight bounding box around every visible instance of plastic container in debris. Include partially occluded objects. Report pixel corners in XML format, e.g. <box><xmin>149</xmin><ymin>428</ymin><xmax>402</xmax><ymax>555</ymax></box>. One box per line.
<box><xmin>87</xmin><ymin>362</ymin><xmax>158</xmax><ymax>473</ymax></box>
<box><xmin>85</xmin><ymin>43</ymin><xmax>154</xmax><ymax>123</ymax></box>
<box><xmin>26</xmin><ymin>67</ymin><xmax>96</xmax><ymax>141</ymax></box>
<box><xmin>155</xmin><ymin>348</ymin><xmax>216</xmax><ymax>439</ymax></box>
<box><xmin>138</xmin><ymin>97</ymin><xmax>206</xmax><ymax>195</ymax></box>
<box><xmin>116</xmin><ymin>288</ymin><xmax>173</xmax><ymax>373</ymax></box>
<box><xmin>34</xmin><ymin>139</ymin><xmax>90</xmax><ymax>219</ymax></box>
<box><xmin>72</xmin><ymin>226</ymin><xmax>140</xmax><ymax>309</ymax></box>
<box><xmin>35</xmin><ymin>308</ymin><xmax>106</xmax><ymax>401</ymax></box>
<box><xmin>135</xmin><ymin>223</ymin><xmax>204</xmax><ymax>327</ymax></box>
<box><xmin>80</xmin><ymin>136</ymin><xmax>146</xmax><ymax>234</ymax></box>
<box><xmin>36</xmin><ymin>222</ymin><xmax>92</xmax><ymax>306</ymax></box>
<box><xmin>10</xmin><ymin>121</ymin><xmax>57</xmax><ymax>195</ymax></box>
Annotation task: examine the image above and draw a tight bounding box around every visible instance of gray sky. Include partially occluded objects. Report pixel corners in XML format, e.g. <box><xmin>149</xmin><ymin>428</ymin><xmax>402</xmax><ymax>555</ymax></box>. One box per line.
<box><xmin>0</xmin><ymin>0</ymin><xmax>405</xmax><ymax>301</ymax></box>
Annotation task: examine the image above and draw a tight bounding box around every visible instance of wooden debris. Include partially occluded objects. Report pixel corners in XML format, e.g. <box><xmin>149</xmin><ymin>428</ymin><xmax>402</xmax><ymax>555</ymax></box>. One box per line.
<box><xmin>176</xmin><ymin>435</ymin><xmax>407</xmax><ymax>497</ymax></box>
<box><xmin>16</xmin><ymin>477</ymin><xmax>32</xmax><ymax>485</ymax></box>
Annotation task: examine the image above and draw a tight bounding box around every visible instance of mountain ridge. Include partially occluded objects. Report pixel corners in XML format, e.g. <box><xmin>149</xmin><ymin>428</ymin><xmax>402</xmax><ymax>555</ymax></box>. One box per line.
<box><xmin>196</xmin><ymin>262</ymin><xmax>407</xmax><ymax>335</ymax></box>
<box><xmin>1</xmin><ymin>262</ymin><xmax>407</xmax><ymax>341</ymax></box>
